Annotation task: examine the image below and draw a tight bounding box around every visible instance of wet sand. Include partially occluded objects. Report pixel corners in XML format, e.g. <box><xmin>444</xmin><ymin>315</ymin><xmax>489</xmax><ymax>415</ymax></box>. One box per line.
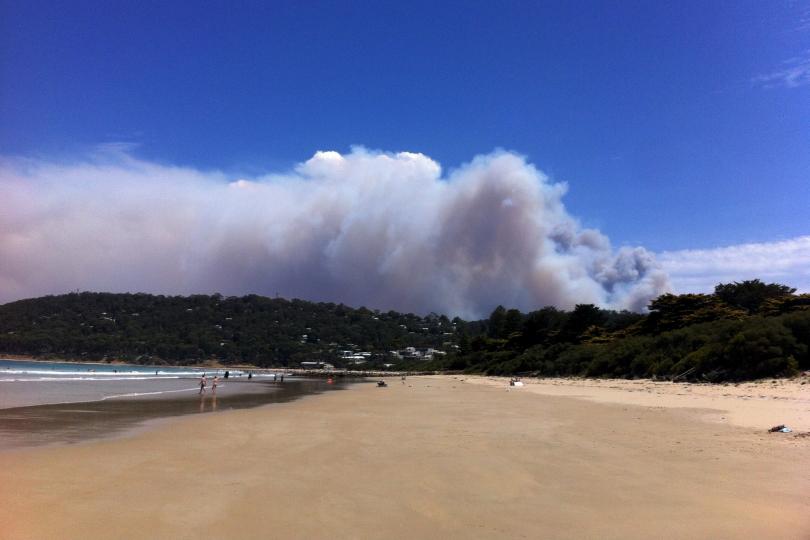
<box><xmin>1</xmin><ymin>376</ymin><xmax>808</xmax><ymax>539</ymax></box>
<box><xmin>0</xmin><ymin>378</ymin><xmax>347</xmax><ymax>450</ymax></box>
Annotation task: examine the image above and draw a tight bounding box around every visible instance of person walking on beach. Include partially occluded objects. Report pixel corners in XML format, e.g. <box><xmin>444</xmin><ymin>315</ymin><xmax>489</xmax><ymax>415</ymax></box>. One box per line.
<box><xmin>212</xmin><ymin>376</ymin><xmax>219</xmax><ymax>394</ymax></box>
<box><xmin>199</xmin><ymin>374</ymin><xmax>207</xmax><ymax>394</ymax></box>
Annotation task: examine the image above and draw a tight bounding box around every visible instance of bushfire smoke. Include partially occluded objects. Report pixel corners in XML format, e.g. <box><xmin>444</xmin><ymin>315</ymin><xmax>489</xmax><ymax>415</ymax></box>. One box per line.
<box><xmin>0</xmin><ymin>147</ymin><xmax>670</xmax><ymax>317</ymax></box>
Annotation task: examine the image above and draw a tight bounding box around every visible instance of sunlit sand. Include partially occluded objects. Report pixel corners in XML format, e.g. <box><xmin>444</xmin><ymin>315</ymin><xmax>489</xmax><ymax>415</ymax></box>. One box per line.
<box><xmin>2</xmin><ymin>375</ymin><xmax>807</xmax><ymax>539</ymax></box>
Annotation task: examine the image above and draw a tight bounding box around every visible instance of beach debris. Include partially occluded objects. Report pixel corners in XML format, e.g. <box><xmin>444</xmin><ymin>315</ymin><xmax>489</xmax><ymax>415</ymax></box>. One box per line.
<box><xmin>377</xmin><ymin>380</ymin><xmax>387</xmax><ymax>387</ymax></box>
<box><xmin>768</xmin><ymin>425</ymin><xmax>792</xmax><ymax>433</ymax></box>
<box><xmin>671</xmin><ymin>366</ymin><xmax>696</xmax><ymax>382</ymax></box>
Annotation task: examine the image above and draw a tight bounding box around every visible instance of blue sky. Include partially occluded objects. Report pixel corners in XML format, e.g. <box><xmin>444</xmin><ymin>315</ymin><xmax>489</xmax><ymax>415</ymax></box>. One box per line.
<box><xmin>1</xmin><ymin>1</ymin><xmax>808</xmax><ymax>310</ymax></box>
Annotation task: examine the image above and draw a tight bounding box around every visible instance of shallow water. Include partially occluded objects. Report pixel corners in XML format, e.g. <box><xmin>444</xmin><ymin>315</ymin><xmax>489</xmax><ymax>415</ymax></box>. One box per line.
<box><xmin>0</xmin><ymin>359</ymin><xmax>276</xmax><ymax>409</ymax></box>
<box><xmin>0</xmin><ymin>359</ymin><xmax>349</xmax><ymax>450</ymax></box>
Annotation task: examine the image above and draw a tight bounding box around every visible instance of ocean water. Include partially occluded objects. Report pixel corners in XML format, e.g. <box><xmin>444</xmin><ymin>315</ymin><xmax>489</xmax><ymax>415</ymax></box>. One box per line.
<box><xmin>0</xmin><ymin>359</ymin><xmax>346</xmax><ymax>450</ymax></box>
<box><xmin>0</xmin><ymin>359</ymin><xmax>262</xmax><ymax>409</ymax></box>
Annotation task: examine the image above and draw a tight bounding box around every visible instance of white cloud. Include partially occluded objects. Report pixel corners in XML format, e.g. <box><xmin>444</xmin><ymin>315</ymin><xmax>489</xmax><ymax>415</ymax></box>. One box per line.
<box><xmin>659</xmin><ymin>236</ymin><xmax>810</xmax><ymax>294</ymax></box>
<box><xmin>753</xmin><ymin>51</ymin><xmax>810</xmax><ymax>88</ymax></box>
<box><xmin>0</xmin><ymin>147</ymin><xmax>670</xmax><ymax>317</ymax></box>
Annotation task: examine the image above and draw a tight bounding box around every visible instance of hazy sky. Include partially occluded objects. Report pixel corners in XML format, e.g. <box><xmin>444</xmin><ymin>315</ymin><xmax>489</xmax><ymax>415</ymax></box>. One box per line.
<box><xmin>1</xmin><ymin>1</ymin><xmax>808</xmax><ymax>314</ymax></box>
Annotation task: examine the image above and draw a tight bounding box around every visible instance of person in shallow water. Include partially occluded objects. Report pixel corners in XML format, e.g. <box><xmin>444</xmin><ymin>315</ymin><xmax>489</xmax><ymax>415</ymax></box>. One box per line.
<box><xmin>212</xmin><ymin>376</ymin><xmax>219</xmax><ymax>394</ymax></box>
<box><xmin>199</xmin><ymin>374</ymin><xmax>207</xmax><ymax>394</ymax></box>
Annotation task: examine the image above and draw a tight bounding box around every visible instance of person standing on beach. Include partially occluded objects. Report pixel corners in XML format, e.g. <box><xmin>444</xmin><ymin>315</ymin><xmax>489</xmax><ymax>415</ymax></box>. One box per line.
<box><xmin>199</xmin><ymin>374</ymin><xmax>207</xmax><ymax>394</ymax></box>
<box><xmin>212</xmin><ymin>376</ymin><xmax>219</xmax><ymax>394</ymax></box>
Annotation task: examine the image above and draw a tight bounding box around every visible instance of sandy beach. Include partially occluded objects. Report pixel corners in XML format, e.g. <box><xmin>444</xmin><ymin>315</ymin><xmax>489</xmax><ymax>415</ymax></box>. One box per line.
<box><xmin>464</xmin><ymin>375</ymin><xmax>810</xmax><ymax>432</ymax></box>
<box><xmin>1</xmin><ymin>375</ymin><xmax>808</xmax><ymax>539</ymax></box>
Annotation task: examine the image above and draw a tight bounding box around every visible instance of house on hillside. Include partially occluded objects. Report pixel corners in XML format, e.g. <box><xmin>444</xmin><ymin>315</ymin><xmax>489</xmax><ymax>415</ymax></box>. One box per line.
<box><xmin>300</xmin><ymin>361</ymin><xmax>334</xmax><ymax>370</ymax></box>
<box><xmin>391</xmin><ymin>347</ymin><xmax>445</xmax><ymax>361</ymax></box>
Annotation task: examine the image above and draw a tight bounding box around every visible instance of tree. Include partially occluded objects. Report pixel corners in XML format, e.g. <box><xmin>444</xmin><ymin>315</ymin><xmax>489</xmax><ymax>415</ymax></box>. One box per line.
<box><xmin>760</xmin><ymin>294</ymin><xmax>810</xmax><ymax>316</ymax></box>
<box><xmin>522</xmin><ymin>307</ymin><xmax>565</xmax><ymax>346</ymax></box>
<box><xmin>504</xmin><ymin>309</ymin><xmax>523</xmax><ymax>337</ymax></box>
<box><xmin>488</xmin><ymin>305</ymin><xmax>507</xmax><ymax>339</ymax></box>
<box><xmin>714</xmin><ymin>279</ymin><xmax>796</xmax><ymax>314</ymax></box>
<box><xmin>720</xmin><ymin>319</ymin><xmax>802</xmax><ymax>379</ymax></box>
<box><xmin>644</xmin><ymin>294</ymin><xmax>746</xmax><ymax>333</ymax></box>
<box><xmin>560</xmin><ymin>304</ymin><xmax>605</xmax><ymax>342</ymax></box>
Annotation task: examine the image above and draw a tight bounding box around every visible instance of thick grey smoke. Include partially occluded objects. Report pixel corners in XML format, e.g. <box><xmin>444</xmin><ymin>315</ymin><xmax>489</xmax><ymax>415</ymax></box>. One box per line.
<box><xmin>0</xmin><ymin>147</ymin><xmax>670</xmax><ymax>317</ymax></box>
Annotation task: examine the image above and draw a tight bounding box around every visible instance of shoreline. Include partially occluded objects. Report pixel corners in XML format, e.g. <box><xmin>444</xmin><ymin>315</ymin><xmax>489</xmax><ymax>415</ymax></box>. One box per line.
<box><xmin>0</xmin><ymin>353</ymin><xmax>238</xmax><ymax>369</ymax></box>
<box><xmin>6</xmin><ymin>353</ymin><xmax>810</xmax><ymax>381</ymax></box>
<box><xmin>0</xmin><ymin>355</ymin><xmax>430</xmax><ymax>377</ymax></box>
<box><xmin>0</xmin><ymin>377</ymin><xmax>355</xmax><ymax>452</ymax></box>
<box><xmin>1</xmin><ymin>375</ymin><xmax>808</xmax><ymax>539</ymax></box>
<box><xmin>0</xmin><ymin>379</ymin><xmax>360</xmax><ymax>457</ymax></box>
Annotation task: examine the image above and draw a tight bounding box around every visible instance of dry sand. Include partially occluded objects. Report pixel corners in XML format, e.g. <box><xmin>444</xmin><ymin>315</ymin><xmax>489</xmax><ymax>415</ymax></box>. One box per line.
<box><xmin>1</xmin><ymin>376</ymin><xmax>808</xmax><ymax>539</ymax></box>
<box><xmin>464</xmin><ymin>375</ymin><xmax>810</xmax><ymax>432</ymax></box>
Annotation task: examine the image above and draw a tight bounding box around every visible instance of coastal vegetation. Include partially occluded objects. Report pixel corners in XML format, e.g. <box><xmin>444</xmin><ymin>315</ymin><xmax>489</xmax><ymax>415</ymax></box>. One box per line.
<box><xmin>0</xmin><ymin>292</ymin><xmax>452</xmax><ymax>368</ymax></box>
<box><xmin>0</xmin><ymin>280</ymin><xmax>807</xmax><ymax>381</ymax></box>
<box><xmin>414</xmin><ymin>280</ymin><xmax>810</xmax><ymax>382</ymax></box>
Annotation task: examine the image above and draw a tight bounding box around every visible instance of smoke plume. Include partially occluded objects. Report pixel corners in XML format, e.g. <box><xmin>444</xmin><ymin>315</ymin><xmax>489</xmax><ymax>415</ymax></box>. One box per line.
<box><xmin>0</xmin><ymin>147</ymin><xmax>670</xmax><ymax>318</ymax></box>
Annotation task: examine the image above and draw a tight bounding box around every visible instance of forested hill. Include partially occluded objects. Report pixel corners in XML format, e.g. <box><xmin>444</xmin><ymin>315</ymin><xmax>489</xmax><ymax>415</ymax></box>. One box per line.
<box><xmin>420</xmin><ymin>280</ymin><xmax>810</xmax><ymax>382</ymax></box>
<box><xmin>1</xmin><ymin>280</ymin><xmax>809</xmax><ymax>381</ymax></box>
<box><xmin>0</xmin><ymin>292</ymin><xmax>456</xmax><ymax>367</ymax></box>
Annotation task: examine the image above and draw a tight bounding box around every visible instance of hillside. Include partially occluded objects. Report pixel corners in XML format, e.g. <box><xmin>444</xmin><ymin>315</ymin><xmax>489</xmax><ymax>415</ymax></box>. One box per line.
<box><xmin>0</xmin><ymin>292</ymin><xmax>456</xmax><ymax>368</ymax></box>
<box><xmin>408</xmin><ymin>280</ymin><xmax>810</xmax><ymax>381</ymax></box>
<box><xmin>1</xmin><ymin>280</ymin><xmax>808</xmax><ymax>380</ymax></box>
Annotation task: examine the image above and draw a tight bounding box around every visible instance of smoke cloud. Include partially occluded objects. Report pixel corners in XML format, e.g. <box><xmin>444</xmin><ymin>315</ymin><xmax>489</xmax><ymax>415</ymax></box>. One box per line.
<box><xmin>0</xmin><ymin>147</ymin><xmax>670</xmax><ymax>318</ymax></box>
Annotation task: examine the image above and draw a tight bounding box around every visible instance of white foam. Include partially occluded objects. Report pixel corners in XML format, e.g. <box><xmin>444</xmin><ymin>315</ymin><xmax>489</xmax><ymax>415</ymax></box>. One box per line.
<box><xmin>0</xmin><ymin>376</ymin><xmax>182</xmax><ymax>382</ymax></box>
<box><xmin>1</xmin><ymin>369</ymin><xmax>209</xmax><ymax>376</ymax></box>
<box><xmin>100</xmin><ymin>387</ymin><xmax>203</xmax><ymax>400</ymax></box>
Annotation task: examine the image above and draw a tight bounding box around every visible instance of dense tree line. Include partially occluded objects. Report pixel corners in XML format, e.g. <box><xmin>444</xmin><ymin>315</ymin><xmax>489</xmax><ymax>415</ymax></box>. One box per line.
<box><xmin>1</xmin><ymin>280</ymin><xmax>807</xmax><ymax>380</ymax></box>
<box><xmin>403</xmin><ymin>280</ymin><xmax>810</xmax><ymax>381</ymax></box>
<box><xmin>0</xmin><ymin>292</ymin><xmax>453</xmax><ymax>367</ymax></box>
